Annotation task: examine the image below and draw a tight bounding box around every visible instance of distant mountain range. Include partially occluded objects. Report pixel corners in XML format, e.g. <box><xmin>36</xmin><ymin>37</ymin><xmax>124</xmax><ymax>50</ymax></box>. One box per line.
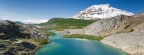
<box><xmin>73</xmin><ymin>4</ymin><xmax>134</xmax><ymax>19</ymax></box>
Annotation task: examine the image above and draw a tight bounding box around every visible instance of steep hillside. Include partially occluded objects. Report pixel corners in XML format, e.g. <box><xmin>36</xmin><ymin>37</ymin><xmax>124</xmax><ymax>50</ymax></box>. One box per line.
<box><xmin>83</xmin><ymin>12</ymin><xmax>144</xmax><ymax>36</ymax></box>
<box><xmin>73</xmin><ymin>4</ymin><xmax>134</xmax><ymax>19</ymax></box>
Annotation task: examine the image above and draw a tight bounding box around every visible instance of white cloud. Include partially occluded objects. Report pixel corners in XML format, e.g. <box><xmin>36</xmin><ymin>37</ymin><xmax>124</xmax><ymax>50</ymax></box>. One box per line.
<box><xmin>0</xmin><ymin>10</ymin><xmax>49</xmax><ymax>24</ymax></box>
<box><xmin>22</xmin><ymin>20</ymin><xmax>48</xmax><ymax>24</ymax></box>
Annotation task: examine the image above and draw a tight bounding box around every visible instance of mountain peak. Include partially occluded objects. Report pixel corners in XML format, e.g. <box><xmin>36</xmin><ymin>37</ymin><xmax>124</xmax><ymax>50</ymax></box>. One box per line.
<box><xmin>73</xmin><ymin>4</ymin><xmax>134</xmax><ymax>19</ymax></box>
<box><xmin>92</xmin><ymin>4</ymin><xmax>111</xmax><ymax>7</ymax></box>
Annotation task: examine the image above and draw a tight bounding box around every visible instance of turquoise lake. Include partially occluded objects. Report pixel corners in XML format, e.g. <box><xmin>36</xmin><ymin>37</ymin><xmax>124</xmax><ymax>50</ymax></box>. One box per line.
<box><xmin>35</xmin><ymin>30</ymin><xmax>127</xmax><ymax>55</ymax></box>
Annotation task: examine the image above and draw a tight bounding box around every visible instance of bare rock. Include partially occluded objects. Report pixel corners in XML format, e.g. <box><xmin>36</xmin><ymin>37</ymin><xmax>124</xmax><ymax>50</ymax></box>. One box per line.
<box><xmin>101</xmin><ymin>31</ymin><xmax>144</xmax><ymax>55</ymax></box>
<box><xmin>84</xmin><ymin>16</ymin><xmax>122</xmax><ymax>36</ymax></box>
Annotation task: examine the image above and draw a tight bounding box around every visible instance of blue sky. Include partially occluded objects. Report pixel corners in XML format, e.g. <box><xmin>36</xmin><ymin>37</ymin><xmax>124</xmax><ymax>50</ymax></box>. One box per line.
<box><xmin>0</xmin><ymin>0</ymin><xmax>144</xmax><ymax>23</ymax></box>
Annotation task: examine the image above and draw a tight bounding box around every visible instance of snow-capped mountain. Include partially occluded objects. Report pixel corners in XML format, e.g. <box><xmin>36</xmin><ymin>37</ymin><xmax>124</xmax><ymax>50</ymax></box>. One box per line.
<box><xmin>73</xmin><ymin>4</ymin><xmax>134</xmax><ymax>19</ymax></box>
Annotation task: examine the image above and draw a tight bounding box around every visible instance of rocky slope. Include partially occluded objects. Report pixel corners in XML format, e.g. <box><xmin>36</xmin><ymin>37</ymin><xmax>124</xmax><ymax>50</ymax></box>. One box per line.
<box><xmin>84</xmin><ymin>12</ymin><xmax>144</xmax><ymax>36</ymax></box>
<box><xmin>0</xmin><ymin>20</ymin><xmax>48</xmax><ymax>55</ymax></box>
<box><xmin>83</xmin><ymin>12</ymin><xmax>144</xmax><ymax>55</ymax></box>
<box><xmin>73</xmin><ymin>4</ymin><xmax>134</xmax><ymax>19</ymax></box>
<box><xmin>101</xmin><ymin>31</ymin><xmax>144</xmax><ymax>55</ymax></box>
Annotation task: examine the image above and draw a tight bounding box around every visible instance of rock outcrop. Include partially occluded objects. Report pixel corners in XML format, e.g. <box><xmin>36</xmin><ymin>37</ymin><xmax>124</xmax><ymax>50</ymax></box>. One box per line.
<box><xmin>0</xmin><ymin>20</ymin><xmax>25</xmax><ymax>39</ymax></box>
<box><xmin>0</xmin><ymin>41</ymin><xmax>39</xmax><ymax>55</ymax></box>
<box><xmin>0</xmin><ymin>20</ymin><xmax>48</xmax><ymax>55</ymax></box>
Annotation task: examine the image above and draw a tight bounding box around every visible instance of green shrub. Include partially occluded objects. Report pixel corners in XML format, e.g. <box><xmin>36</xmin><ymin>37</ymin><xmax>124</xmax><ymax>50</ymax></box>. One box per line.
<box><xmin>39</xmin><ymin>39</ymin><xmax>48</xmax><ymax>45</ymax></box>
<box><xmin>129</xmin><ymin>29</ymin><xmax>134</xmax><ymax>32</ymax></box>
<box><xmin>46</xmin><ymin>32</ymin><xmax>56</xmax><ymax>36</ymax></box>
<box><xmin>124</xmin><ymin>24</ymin><xmax>131</xmax><ymax>29</ymax></box>
<box><xmin>38</xmin><ymin>18</ymin><xmax>96</xmax><ymax>29</ymax></box>
<box><xmin>63</xmin><ymin>34</ymin><xmax>104</xmax><ymax>41</ymax></box>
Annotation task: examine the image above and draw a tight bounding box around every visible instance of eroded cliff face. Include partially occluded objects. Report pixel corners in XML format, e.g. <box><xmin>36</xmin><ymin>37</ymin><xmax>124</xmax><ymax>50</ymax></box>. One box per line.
<box><xmin>84</xmin><ymin>16</ymin><xmax>122</xmax><ymax>36</ymax></box>
<box><xmin>84</xmin><ymin>12</ymin><xmax>144</xmax><ymax>36</ymax></box>
<box><xmin>0</xmin><ymin>20</ymin><xmax>48</xmax><ymax>55</ymax></box>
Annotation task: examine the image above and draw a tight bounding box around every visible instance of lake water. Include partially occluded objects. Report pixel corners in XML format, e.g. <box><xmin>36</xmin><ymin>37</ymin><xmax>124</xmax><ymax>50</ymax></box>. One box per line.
<box><xmin>35</xmin><ymin>30</ymin><xmax>127</xmax><ymax>55</ymax></box>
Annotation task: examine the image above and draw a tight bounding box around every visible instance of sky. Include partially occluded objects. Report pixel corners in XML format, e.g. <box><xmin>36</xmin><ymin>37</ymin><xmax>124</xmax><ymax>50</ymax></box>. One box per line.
<box><xmin>0</xmin><ymin>0</ymin><xmax>144</xmax><ymax>23</ymax></box>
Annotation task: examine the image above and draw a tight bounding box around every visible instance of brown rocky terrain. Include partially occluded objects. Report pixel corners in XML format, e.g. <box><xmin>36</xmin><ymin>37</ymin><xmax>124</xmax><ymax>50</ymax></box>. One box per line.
<box><xmin>101</xmin><ymin>31</ymin><xmax>144</xmax><ymax>55</ymax></box>
<box><xmin>0</xmin><ymin>20</ymin><xmax>49</xmax><ymax>55</ymax></box>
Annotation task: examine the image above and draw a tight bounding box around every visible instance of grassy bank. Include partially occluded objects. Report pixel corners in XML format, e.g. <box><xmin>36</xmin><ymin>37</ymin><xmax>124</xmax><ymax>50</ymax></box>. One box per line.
<box><xmin>63</xmin><ymin>34</ymin><xmax>104</xmax><ymax>41</ymax></box>
<box><xmin>46</xmin><ymin>31</ymin><xmax>56</xmax><ymax>36</ymax></box>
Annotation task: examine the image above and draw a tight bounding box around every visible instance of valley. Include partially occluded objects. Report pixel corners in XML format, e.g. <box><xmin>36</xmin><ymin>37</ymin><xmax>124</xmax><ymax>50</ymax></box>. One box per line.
<box><xmin>34</xmin><ymin>12</ymin><xmax>144</xmax><ymax>55</ymax></box>
<box><xmin>0</xmin><ymin>2</ymin><xmax>144</xmax><ymax>55</ymax></box>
